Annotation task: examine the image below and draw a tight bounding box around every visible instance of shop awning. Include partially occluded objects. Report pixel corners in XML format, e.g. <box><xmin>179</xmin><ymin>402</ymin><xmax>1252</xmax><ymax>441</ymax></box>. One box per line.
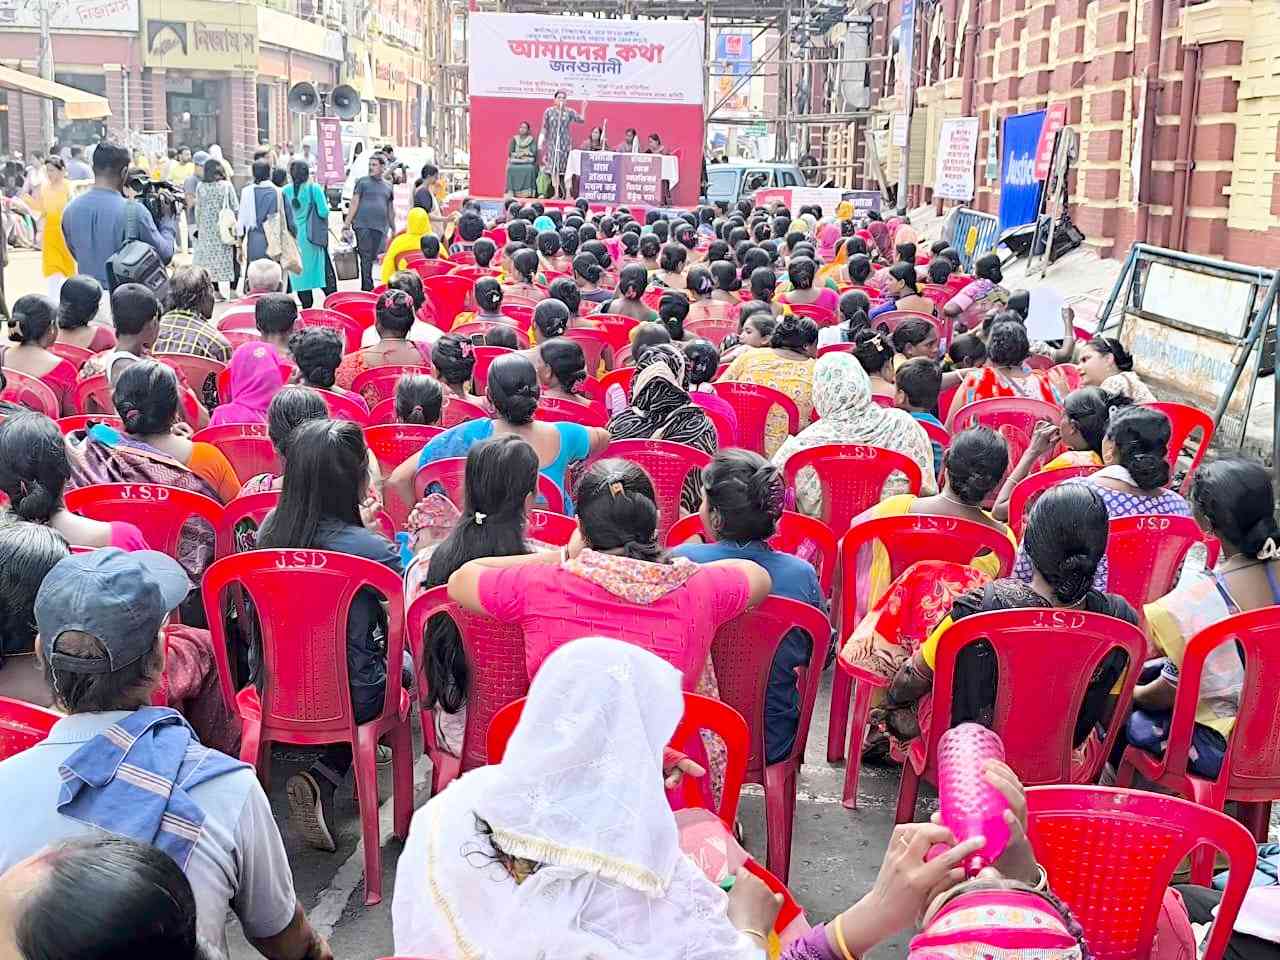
<box><xmin>0</xmin><ymin>65</ymin><xmax>111</xmax><ymax>120</ymax></box>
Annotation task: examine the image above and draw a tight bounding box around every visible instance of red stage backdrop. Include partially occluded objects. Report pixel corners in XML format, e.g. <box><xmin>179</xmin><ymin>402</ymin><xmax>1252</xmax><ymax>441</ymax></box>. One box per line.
<box><xmin>468</xmin><ymin>12</ymin><xmax>706</xmax><ymax>207</ymax></box>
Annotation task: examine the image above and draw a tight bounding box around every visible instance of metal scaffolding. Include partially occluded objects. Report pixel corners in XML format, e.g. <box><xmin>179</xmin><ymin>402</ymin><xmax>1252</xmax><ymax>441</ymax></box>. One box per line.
<box><xmin>425</xmin><ymin>0</ymin><xmax>892</xmax><ymax>188</ymax></box>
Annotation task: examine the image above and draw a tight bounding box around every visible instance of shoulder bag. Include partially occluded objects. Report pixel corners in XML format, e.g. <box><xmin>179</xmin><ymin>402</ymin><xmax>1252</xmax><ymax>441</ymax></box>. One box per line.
<box><xmin>216</xmin><ymin>183</ymin><xmax>237</xmax><ymax>245</ymax></box>
<box><xmin>266</xmin><ymin>186</ymin><xmax>302</xmax><ymax>274</ymax></box>
<box><xmin>307</xmin><ymin>184</ymin><xmax>330</xmax><ymax>248</ymax></box>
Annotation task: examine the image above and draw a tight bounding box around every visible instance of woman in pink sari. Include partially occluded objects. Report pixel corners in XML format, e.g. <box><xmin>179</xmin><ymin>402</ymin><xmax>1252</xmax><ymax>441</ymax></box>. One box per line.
<box><xmin>209</xmin><ymin>342</ymin><xmax>286</xmax><ymax>427</ymax></box>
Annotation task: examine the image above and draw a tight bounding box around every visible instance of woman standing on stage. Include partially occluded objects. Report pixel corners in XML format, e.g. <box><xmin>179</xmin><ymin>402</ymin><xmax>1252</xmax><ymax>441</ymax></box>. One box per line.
<box><xmin>539</xmin><ymin>90</ymin><xmax>588</xmax><ymax>199</ymax></box>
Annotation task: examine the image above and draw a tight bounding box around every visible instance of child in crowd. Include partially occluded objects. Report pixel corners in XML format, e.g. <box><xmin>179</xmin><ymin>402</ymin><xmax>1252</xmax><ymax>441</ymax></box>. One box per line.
<box><xmin>896</xmin><ymin>357</ymin><xmax>946</xmax><ymax>478</ymax></box>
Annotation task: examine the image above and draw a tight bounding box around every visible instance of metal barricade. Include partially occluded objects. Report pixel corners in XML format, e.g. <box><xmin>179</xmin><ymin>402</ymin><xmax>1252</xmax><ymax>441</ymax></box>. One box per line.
<box><xmin>944</xmin><ymin>208</ymin><xmax>1001</xmax><ymax>271</ymax></box>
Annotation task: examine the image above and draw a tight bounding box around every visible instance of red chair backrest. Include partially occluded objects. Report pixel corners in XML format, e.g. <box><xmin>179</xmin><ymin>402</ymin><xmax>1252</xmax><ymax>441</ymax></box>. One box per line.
<box><xmin>364</xmin><ymin>423</ymin><xmax>443</xmax><ymax>527</ymax></box>
<box><xmin>817</xmin><ymin>342</ymin><xmax>855</xmax><ymax>357</ymax></box>
<box><xmin>711</xmin><ymin>596</ymin><xmax>833</xmax><ymax>781</ymax></box>
<box><xmin>0</xmin><ymin>696</ymin><xmax>59</xmax><ymax>761</ymax></box>
<box><xmin>1007</xmin><ymin>465</ymin><xmax>1098</xmax><ymax>536</ymax></box>
<box><xmin>1026</xmin><ymin>785</ymin><xmax>1257</xmax><ymax>960</ymax></box>
<box><xmin>201</xmin><ymin>551</ymin><xmax>406</xmax><ymax>739</ymax></box>
<box><xmin>711</xmin><ymin>382</ymin><xmax>800</xmax><ymax>456</ymax></box>
<box><xmin>787</xmin><ymin>302</ymin><xmax>837</xmax><ymax>327</ymax></box>
<box><xmin>437</xmin><ymin>395</ymin><xmax>488</xmax><ymax>428</ymax></box>
<box><xmin>326</xmin><ymin>291</ymin><xmax>378</xmax><ymax>310</ymax></box>
<box><xmin>483</xmin><ymin>226</ymin><xmax>508</xmax><ymax>247</ymax></box>
<box><xmin>836</xmin><ymin>513</ymin><xmax>1016</xmax><ymax>638</ymax></box>
<box><xmin>640</xmin><ymin>287</ymin><xmax>665</xmax><ymax>311</ymax></box>
<box><xmin>411</xmin><ymin>258</ymin><xmax>456</xmax><ymax>281</ymax></box>
<box><xmin>944</xmin><ymin>274</ymin><xmax>973</xmax><ymax>294</ymax></box>
<box><xmin>599</xmin><ymin>439</ymin><xmax>710</xmax><ymax>542</ymax></box>
<box><xmin>49</xmin><ymin>341</ymin><xmax>94</xmax><ymax>370</ymax></box>
<box><xmin>1049</xmin><ymin>362</ymin><xmax>1082</xmax><ymax>392</ymax></box>
<box><xmin>588</xmin><ymin>314</ymin><xmax>640</xmax><ymax>353</ymax></box>
<box><xmin>525</xmin><ymin>508</ymin><xmax>578</xmax><ymax>546</ymax></box>
<box><xmin>929</xmin><ymin>610</ymin><xmax>1146</xmax><ymax>785</ymax></box>
<box><xmin>65</xmin><ymin>483</ymin><xmax>225</xmax><ymax>560</ymax></box>
<box><xmin>564</xmin><ymin>328</ymin><xmax>613</xmax><ymax>372</ymax></box>
<box><xmin>56</xmin><ymin>414</ymin><xmax>124</xmax><ymax>435</ymax></box>
<box><xmin>487</xmin><ymin>692</ymin><xmax>749</xmax><ymax>828</ymax></box>
<box><xmin>324</xmin><ymin>298</ymin><xmax>377</xmax><ymax>334</ymax></box>
<box><xmin>1145</xmin><ymin>401</ymin><xmax>1214</xmax><ymax>494</ymax></box>
<box><xmin>1025</xmin><ymin>354</ymin><xmax>1054</xmax><ymax>371</ymax></box>
<box><xmin>214</xmin><ymin>490</ymin><xmax>281</xmax><ymax>555</ymax></box>
<box><xmin>73</xmin><ymin>374</ymin><xmax>114</xmax><ymax>415</ymax></box>
<box><xmin>407</xmin><ymin>585</ymin><xmax>528</xmax><ymax>773</ymax></box>
<box><xmin>946</xmin><ymin>397</ymin><xmax>1061</xmax><ymax>497</ymax></box>
<box><xmin>451</xmin><ymin>322</ymin><xmax>531</xmax><ymax>348</ymax></box>
<box><xmin>450</xmin><ymin>265</ymin><xmax>501</xmax><ymax>282</ymax></box>
<box><xmin>871</xmin><ymin>310</ymin><xmax>941</xmax><ymax>338</ymax></box>
<box><xmin>918</xmin><ymin>419</ymin><xmax>950</xmax><ymax>449</ymax></box>
<box><xmin>350</xmin><ymin>364</ymin><xmax>434</xmax><ymax>406</ymax></box>
<box><xmin>666</xmin><ymin>511</ymin><xmax>839</xmax><ymax>596</ymax></box>
<box><xmin>536</xmin><ymin>396</ymin><xmax>609</xmax><ymax>428</ymax></box>
<box><xmin>499</xmin><ymin>304</ymin><xmax>534</xmax><ymax>328</ymax></box>
<box><xmin>153</xmin><ymin>353</ymin><xmax>226</xmax><ymax>397</ymax></box>
<box><xmin>598</xmin><ymin>367</ymin><xmax>635</xmax><ymax>401</ymax></box>
<box><xmin>422</xmin><ymin>275</ymin><xmax>476</xmax><ymax>332</ymax></box>
<box><xmin>0</xmin><ymin>368</ymin><xmax>60</xmax><ymax>417</ymax></box>
<box><xmin>686</xmin><ymin>318</ymin><xmax>737</xmax><ymax>345</ymax></box>
<box><xmin>215</xmin><ymin>308</ymin><xmax>258</xmax><ymax>333</ymax></box>
<box><xmin>191</xmin><ymin>424</ymin><xmax>281</xmax><ymax>484</ymax></box>
<box><xmin>470</xmin><ymin>345</ymin><xmax>513</xmax><ymax>395</ymax></box>
<box><xmin>366</xmin><ymin>398</ymin><xmax>399</xmax><ymax>425</ymax></box>
<box><xmin>1105</xmin><ymin>515</ymin><xmax>1211</xmax><ymax>610</ymax></box>
<box><xmin>1158</xmin><ymin>606</ymin><xmax>1280</xmax><ymax>799</ymax></box>
<box><xmin>415</xmin><ymin>456</ymin><xmax>566</xmax><ymax>513</ymax></box>
<box><xmin>299</xmin><ymin>309</ymin><xmax>365</xmax><ymax>352</ymax></box>
<box><xmin>307</xmin><ymin>387</ymin><xmax>369</xmax><ymax>424</ymax></box>
<box><xmin>781</xmin><ymin>443</ymin><xmax>923</xmax><ymax>535</ymax></box>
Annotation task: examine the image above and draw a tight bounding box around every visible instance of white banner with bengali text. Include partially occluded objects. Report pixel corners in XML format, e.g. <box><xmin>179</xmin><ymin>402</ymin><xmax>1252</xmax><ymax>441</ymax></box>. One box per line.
<box><xmin>0</xmin><ymin>0</ymin><xmax>138</xmax><ymax>32</ymax></box>
<box><xmin>469</xmin><ymin>12</ymin><xmax>705</xmax><ymax>106</ymax></box>
<box><xmin>934</xmin><ymin>116</ymin><xmax>979</xmax><ymax>201</ymax></box>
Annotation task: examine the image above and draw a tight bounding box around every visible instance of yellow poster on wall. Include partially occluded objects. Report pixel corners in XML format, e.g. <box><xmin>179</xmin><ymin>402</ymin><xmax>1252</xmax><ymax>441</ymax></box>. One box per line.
<box><xmin>142</xmin><ymin>0</ymin><xmax>259</xmax><ymax>71</ymax></box>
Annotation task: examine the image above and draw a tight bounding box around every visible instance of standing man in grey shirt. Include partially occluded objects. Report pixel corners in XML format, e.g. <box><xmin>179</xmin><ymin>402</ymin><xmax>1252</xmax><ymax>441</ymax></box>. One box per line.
<box><xmin>0</xmin><ymin>549</ymin><xmax>332</xmax><ymax>960</ymax></box>
<box><xmin>65</xmin><ymin>145</ymin><xmax>92</xmax><ymax>181</ymax></box>
<box><xmin>344</xmin><ymin>153</ymin><xmax>395</xmax><ymax>291</ymax></box>
<box><xmin>60</xmin><ymin>141</ymin><xmax>176</xmax><ymax>287</ymax></box>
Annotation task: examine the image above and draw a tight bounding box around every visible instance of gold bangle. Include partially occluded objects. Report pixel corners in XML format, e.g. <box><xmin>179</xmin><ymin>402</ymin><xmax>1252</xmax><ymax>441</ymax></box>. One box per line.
<box><xmin>740</xmin><ymin>928</ymin><xmax>769</xmax><ymax>945</ymax></box>
<box><xmin>834</xmin><ymin>917</ymin><xmax>857</xmax><ymax>960</ymax></box>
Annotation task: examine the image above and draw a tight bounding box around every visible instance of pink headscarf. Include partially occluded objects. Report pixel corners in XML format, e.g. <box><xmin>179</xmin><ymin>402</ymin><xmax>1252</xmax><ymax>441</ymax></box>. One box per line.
<box><xmin>867</xmin><ymin>221</ymin><xmax>892</xmax><ymax>260</ymax></box>
<box><xmin>209</xmin><ymin>342</ymin><xmax>285</xmax><ymax>427</ymax></box>
<box><xmin>817</xmin><ymin>222</ymin><xmax>841</xmax><ymax>262</ymax></box>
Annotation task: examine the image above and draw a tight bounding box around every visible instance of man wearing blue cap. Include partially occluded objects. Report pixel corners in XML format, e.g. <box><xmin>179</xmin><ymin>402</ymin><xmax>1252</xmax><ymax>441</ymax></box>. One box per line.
<box><xmin>0</xmin><ymin>549</ymin><xmax>331</xmax><ymax>960</ymax></box>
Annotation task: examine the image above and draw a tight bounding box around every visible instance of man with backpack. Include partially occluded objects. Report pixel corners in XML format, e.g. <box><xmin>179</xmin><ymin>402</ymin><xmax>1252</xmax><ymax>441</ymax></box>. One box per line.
<box><xmin>61</xmin><ymin>140</ymin><xmax>177</xmax><ymax>292</ymax></box>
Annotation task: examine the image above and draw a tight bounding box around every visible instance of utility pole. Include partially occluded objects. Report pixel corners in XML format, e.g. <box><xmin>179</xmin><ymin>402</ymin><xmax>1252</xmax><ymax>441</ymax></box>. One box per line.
<box><xmin>895</xmin><ymin>0</ymin><xmax>917</xmax><ymax>214</ymax></box>
<box><xmin>31</xmin><ymin>0</ymin><xmax>58</xmax><ymax>150</ymax></box>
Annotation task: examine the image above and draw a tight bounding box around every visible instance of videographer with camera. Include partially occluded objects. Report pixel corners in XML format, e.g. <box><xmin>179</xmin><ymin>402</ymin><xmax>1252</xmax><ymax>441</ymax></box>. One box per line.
<box><xmin>61</xmin><ymin>141</ymin><xmax>178</xmax><ymax>291</ymax></box>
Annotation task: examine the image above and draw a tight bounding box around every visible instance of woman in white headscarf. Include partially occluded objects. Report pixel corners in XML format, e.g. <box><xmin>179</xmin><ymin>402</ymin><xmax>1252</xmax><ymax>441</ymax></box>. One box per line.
<box><xmin>773</xmin><ymin>351</ymin><xmax>937</xmax><ymax>517</ymax></box>
<box><xmin>391</xmin><ymin>636</ymin><xmax>994</xmax><ymax>960</ymax></box>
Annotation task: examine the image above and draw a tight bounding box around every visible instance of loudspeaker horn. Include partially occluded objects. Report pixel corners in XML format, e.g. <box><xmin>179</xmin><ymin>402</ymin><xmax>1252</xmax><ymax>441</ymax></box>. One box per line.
<box><xmin>330</xmin><ymin>83</ymin><xmax>360</xmax><ymax>120</ymax></box>
<box><xmin>288</xmin><ymin>82</ymin><xmax>320</xmax><ymax>115</ymax></box>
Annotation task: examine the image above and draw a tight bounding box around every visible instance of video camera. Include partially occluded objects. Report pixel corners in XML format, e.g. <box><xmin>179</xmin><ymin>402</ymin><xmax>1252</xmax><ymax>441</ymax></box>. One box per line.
<box><xmin>125</xmin><ymin>169</ymin><xmax>184</xmax><ymax>224</ymax></box>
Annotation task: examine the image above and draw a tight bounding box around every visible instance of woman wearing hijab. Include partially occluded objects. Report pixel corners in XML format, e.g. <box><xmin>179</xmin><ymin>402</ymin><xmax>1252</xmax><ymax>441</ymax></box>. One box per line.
<box><xmin>608</xmin><ymin>343</ymin><xmax>718</xmax><ymax>511</ymax></box>
<box><xmin>381</xmin><ymin>207</ymin><xmax>431</xmax><ymax>283</ymax></box>
<box><xmin>866</xmin><ymin>221</ymin><xmax>893</xmax><ymax>264</ymax></box>
<box><xmin>773</xmin><ymin>352</ymin><xmax>937</xmax><ymax>517</ymax></box>
<box><xmin>209</xmin><ymin>342</ymin><xmax>286</xmax><ymax>427</ymax></box>
<box><xmin>392</xmin><ymin>635</ymin><xmax>1003</xmax><ymax>960</ymax></box>
<box><xmin>816</xmin><ymin>221</ymin><xmax>841</xmax><ymax>263</ymax></box>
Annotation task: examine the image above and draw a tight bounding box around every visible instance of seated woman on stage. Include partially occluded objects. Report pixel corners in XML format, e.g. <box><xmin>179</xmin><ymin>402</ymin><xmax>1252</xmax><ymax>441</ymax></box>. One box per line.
<box><xmin>505</xmin><ymin>121</ymin><xmax>538</xmax><ymax>198</ymax></box>
<box><xmin>581</xmin><ymin>125</ymin><xmax>608</xmax><ymax>151</ymax></box>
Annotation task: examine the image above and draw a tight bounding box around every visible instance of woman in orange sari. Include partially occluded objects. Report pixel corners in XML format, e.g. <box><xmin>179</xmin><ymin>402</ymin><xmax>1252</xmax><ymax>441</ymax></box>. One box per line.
<box><xmin>946</xmin><ymin>317</ymin><xmax>1062</xmax><ymax>424</ymax></box>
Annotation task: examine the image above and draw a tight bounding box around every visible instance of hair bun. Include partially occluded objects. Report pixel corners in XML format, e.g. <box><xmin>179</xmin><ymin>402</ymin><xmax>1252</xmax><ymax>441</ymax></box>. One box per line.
<box><xmin>1052</xmin><ymin>553</ymin><xmax>1094</xmax><ymax>605</ymax></box>
<box><xmin>12</xmin><ymin>478</ymin><xmax>55</xmax><ymax>522</ymax></box>
<box><xmin>748</xmin><ymin>464</ymin><xmax>785</xmax><ymax>519</ymax></box>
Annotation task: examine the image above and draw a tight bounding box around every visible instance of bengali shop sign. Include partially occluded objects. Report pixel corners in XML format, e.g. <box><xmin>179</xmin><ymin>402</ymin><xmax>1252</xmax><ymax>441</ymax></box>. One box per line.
<box><xmin>0</xmin><ymin>0</ymin><xmax>138</xmax><ymax>31</ymax></box>
<box><xmin>933</xmin><ymin>116</ymin><xmax>979</xmax><ymax>200</ymax></box>
<box><xmin>469</xmin><ymin>12</ymin><xmax>704</xmax><ymax>105</ymax></box>
<box><xmin>576</xmin><ymin>152</ymin><xmax>664</xmax><ymax>204</ymax></box>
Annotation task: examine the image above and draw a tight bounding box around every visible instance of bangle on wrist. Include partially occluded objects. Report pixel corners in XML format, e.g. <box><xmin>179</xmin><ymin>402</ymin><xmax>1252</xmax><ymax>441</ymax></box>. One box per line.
<box><xmin>740</xmin><ymin>927</ymin><xmax>769</xmax><ymax>945</ymax></box>
<box><xmin>834</xmin><ymin>916</ymin><xmax>858</xmax><ymax>960</ymax></box>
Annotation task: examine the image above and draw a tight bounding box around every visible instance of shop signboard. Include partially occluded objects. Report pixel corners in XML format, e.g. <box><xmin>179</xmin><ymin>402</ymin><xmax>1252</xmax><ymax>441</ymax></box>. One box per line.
<box><xmin>0</xmin><ymin>0</ymin><xmax>138</xmax><ymax>31</ymax></box>
<box><xmin>142</xmin><ymin>0</ymin><xmax>257</xmax><ymax>71</ymax></box>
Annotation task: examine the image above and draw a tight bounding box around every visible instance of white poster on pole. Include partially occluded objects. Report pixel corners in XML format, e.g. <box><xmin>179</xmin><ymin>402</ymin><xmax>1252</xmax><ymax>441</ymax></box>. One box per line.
<box><xmin>934</xmin><ymin>116</ymin><xmax>979</xmax><ymax>200</ymax></box>
<box><xmin>892</xmin><ymin>113</ymin><xmax>909</xmax><ymax>148</ymax></box>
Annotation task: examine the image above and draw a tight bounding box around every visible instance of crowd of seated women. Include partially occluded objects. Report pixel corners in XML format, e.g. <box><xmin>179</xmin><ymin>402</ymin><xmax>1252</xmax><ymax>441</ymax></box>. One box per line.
<box><xmin>0</xmin><ymin>193</ymin><xmax>1274</xmax><ymax>960</ymax></box>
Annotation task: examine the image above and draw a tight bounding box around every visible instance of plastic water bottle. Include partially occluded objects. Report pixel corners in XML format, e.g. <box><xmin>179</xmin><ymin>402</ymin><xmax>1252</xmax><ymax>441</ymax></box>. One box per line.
<box><xmin>937</xmin><ymin>723</ymin><xmax>1011</xmax><ymax>876</ymax></box>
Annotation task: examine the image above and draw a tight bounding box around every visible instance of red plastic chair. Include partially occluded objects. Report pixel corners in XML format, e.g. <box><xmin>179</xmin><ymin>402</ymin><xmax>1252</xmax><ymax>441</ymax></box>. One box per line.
<box><xmin>686</xmin><ymin>318</ymin><xmax>737</xmax><ymax>345</ymax></box>
<box><xmin>215</xmin><ymin>362</ymin><xmax>294</xmax><ymax>405</ymax></box>
<box><xmin>483</xmin><ymin>226</ymin><xmax>508</xmax><ymax>247</ymax></box>
<box><xmin>711</xmin><ymin>382</ymin><xmax>800</xmax><ymax>456</ymax></box>
<box><xmin>640</xmin><ymin>287</ymin><xmax>665</xmax><ymax>311</ymax></box>
<box><xmin>410</xmin><ymin>258</ymin><xmax>456</xmax><ymax>281</ymax></box>
<box><xmin>666</xmin><ymin>510</ymin><xmax>839</xmax><ymax>596</ymax></box>
<box><xmin>781</xmin><ymin>443</ymin><xmax>924</xmax><ymax>535</ymax></box>
<box><xmin>364</xmin><ymin>423</ymin><xmax>442</xmax><ymax>526</ymax></box>
<box><xmin>946</xmin><ymin>397</ymin><xmax>1062</xmax><ymax>502</ymax></box>
<box><xmin>1049</xmin><ymin>362</ymin><xmax>1082</xmax><ymax>392</ymax></box>
<box><xmin>422</xmin><ymin>275</ymin><xmax>475</xmax><ymax>332</ymax></box>
<box><xmin>1145</xmin><ymin>401</ymin><xmax>1214</xmax><ymax>494</ymax></box>
<box><xmin>0</xmin><ymin>367</ymin><xmax>61</xmax><ymax>416</ymax></box>
<box><xmin>598</xmin><ymin>367</ymin><xmax>635</xmax><ymax>401</ymax></box>
<box><xmin>366</xmin><ymin>398</ymin><xmax>399</xmax><ymax>425</ymax></box>
<box><xmin>56</xmin><ymin>414</ymin><xmax>124</xmax><ymax>435</ymax></box>
<box><xmin>326</xmin><ymin>291</ymin><xmax>378</xmax><ymax>310</ymax></box>
<box><xmin>65</xmin><ymin>483</ymin><xmax>225</xmax><ymax>562</ymax></box>
<box><xmin>588</xmin><ymin>314</ymin><xmax>640</xmax><ymax>354</ymax></box>
<box><xmin>564</xmin><ymin>328</ymin><xmax>614</xmax><ymax>372</ymax></box>
<box><xmin>201</xmin><ymin>551</ymin><xmax>412</xmax><ymax>906</ymax></box>
<box><xmin>829</xmin><ymin>514</ymin><xmax>1017</xmax><ymax>805</ymax></box>
<box><xmin>406</xmin><ymin>586</ymin><xmax>529</xmax><ymax>792</ymax></box>
<box><xmin>299</xmin><ymin>308</ymin><xmax>366</xmax><ymax>352</ymax></box>
<box><xmin>918</xmin><ymin>419</ymin><xmax>950</xmax><ymax>451</ymax></box>
<box><xmin>350</xmin><ymin>364</ymin><xmax>433</xmax><ymax>407</ymax></box>
<box><xmin>898</xmin><ymin>609</ymin><xmax>1147</xmax><ymax>824</ymax></box>
<box><xmin>499</xmin><ymin>303</ymin><xmax>534</xmax><ymax>329</ymax></box>
<box><xmin>786</xmin><ymin>302</ymin><xmax>837</xmax><ymax>327</ymax></box>
<box><xmin>470</xmin><ymin>345</ymin><xmax>513</xmax><ymax>395</ymax></box>
<box><xmin>325</xmin><ymin>298</ymin><xmax>377</xmax><ymax>333</ymax></box>
<box><xmin>449</xmin><ymin>265</ymin><xmax>501</xmax><ymax>282</ymax></box>
<box><xmin>72</xmin><ymin>373</ymin><xmax>114</xmax><ymax>415</ymax></box>
<box><xmin>215</xmin><ymin>308</ymin><xmax>258</xmax><ymax>334</ymax></box>
<box><xmin>525</xmin><ymin>508</ymin><xmax>578</xmax><ymax>546</ymax></box>
<box><xmin>451</xmin><ymin>321</ymin><xmax>531</xmax><ymax>348</ymax></box>
<box><xmin>1025</xmin><ymin>354</ymin><xmax>1054</xmax><ymax>371</ymax></box>
<box><xmin>309</xmin><ymin>387</ymin><xmax>370</xmax><ymax>425</ymax></box>
<box><xmin>213</xmin><ymin>490</ymin><xmax>281</xmax><ymax>555</ymax></box>
<box><xmin>599</xmin><ymin>439</ymin><xmax>710</xmax><ymax>542</ymax></box>
<box><xmin>487</xmin><ymin>692</ymin><xmax>750</xmax><ymax>828</ymax></box>
<box><xmin>1026</xmin><ymin>786</ymin><xmax>1256</xmax><ymax>960</ymax></box>
<box><xmin>0</xmin><ymin>696</ymin><xmax>59</xmax><ymax>760</ymax></box>
<box><xmin>1105</xmin><ymin>515</ymin><xmax>1209</xmax><ymax>612</ymax></box>
<box><xmin>710</xmin><ymin>596</ymin><xmax>832</xmax><ymax>880</ymax></box>
<box><xmin>817</xmin><ymin>342</ymin><xmax>856</xmax><ymax>357</ymax></box>
<box><xmin>152</xmin><ymin>353</ymin><xmax>225</xmax><ymax>422</ymax></box>
<box><xmin>1117</xmin><ymin>606</ymin><xmax>1280</xmax><ymax>875</ymax></box>
<box><xmin>414</xmin><ymin>456</ymin><xmax>566</xmax><ymax>514</ymax></box>
<box><xmin>536</xmin><ymin>395</ymin><xmax>609</xmax><ymax>428</ymax></box>
<box><xmin>191</xmin><ymin>424</ymin><xmax>281</xmax><ymax>485</ymax></box>
<box><xmin>944</xmin><ymin>274</ymin><xmax>973</xmax><ymax>295</ymax></box>
<box><xmin>49</xmin><ymin>341</ymin><xmax>95</xmax><ymax>370</ymax></box>
<box><xmin>437</xmin><ymin>396</ymin><xmax>488</xmax><ymax>428</ymax></box>
<box><xmin>870</xmin><ymin>310</ymin><xmax>941</xmax><ymax>339</ymax></box>
<box><xmin>1006</xmin><ymin>465</ymin><xmax>1098</xmax><ymax>536</ymax></box>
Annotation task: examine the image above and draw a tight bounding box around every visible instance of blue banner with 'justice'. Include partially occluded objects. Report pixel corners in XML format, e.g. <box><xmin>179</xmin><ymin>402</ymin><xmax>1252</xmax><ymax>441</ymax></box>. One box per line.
<box><xmin>998</xmin><ymin>110</ymin><xmax>1046</xmax><ymax>233</ymax></box>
